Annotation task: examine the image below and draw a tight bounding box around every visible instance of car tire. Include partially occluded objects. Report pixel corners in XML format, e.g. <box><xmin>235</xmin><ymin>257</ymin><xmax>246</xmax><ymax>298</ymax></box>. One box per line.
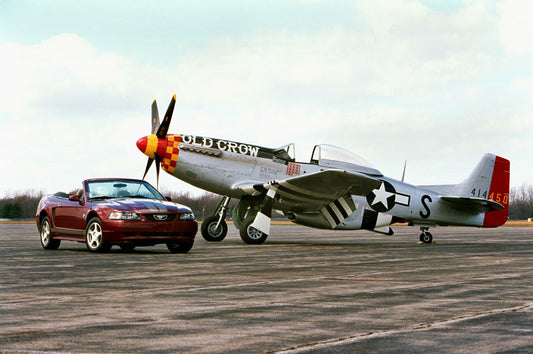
<box><xmin>85</xmin><ymin>217</ymin><xmax>111</xmax><ymax>253</ymax></box>
<box><xmin>201</xmin><ymin>215</ymin><xmax>228</xmax><ymax>242</ymax></box>
<box><xmin>239</xmin><ymin>215</ymin><xmax>268</xmax><ymax>244</ymax></box>
<box><xmin>166</xmin><ymin>240</ymin><xmax>194</xmax><ymax>253</ymax></box>
<box><xmin>40</xmin><ymin>216</ymin><xmax>60</xmax><ymax>250</ymax></box>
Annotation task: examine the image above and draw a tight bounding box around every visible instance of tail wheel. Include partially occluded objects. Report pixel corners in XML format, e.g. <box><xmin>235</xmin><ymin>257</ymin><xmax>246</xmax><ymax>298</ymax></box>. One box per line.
<box><xmin>420</xmin><ymin>231</ymin><xmax>433</xmax><ymax>244</ymax></box>
<box><xmin>201</xmin><ymin>215</ymin><xmax>228</xmax><ymax>242</ymax></box>
<box><xmin>239</xmin><ymin>215</ymin><xmax>268</xmax><ymax>245</ymax></box>
<box><xmin>85</xmin><ymin>217</ymin><xmax>111</xmax><ymax>253</ymax></box>
<box><xmin>40</xmin><ymin>216</ymin><xmax>60</xmax><ymax>250</ymax></box>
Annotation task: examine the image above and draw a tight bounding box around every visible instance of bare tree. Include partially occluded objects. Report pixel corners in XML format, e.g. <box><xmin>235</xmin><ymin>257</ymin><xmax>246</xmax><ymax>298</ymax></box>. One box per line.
<box><xmin>509</xmin><ymin>184</ymin><xmax>533</xmax><ymax>220</ymax></box>
<box><xmin>0</xmin><ymin>189</ymin><xmax>44</xmax><ymax>219</ymax></box>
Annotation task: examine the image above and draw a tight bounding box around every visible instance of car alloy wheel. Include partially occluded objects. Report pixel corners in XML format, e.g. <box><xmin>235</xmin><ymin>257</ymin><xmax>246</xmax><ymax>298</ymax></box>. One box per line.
<box><xmin>85</xmin><ymin>217</ymin><xmax>111</xmax><ymax>253</ymax></box>
<box><xmin>40</xmin><ymin>216</ymin><xmax>60</xmax><ymax>250</ymax></box>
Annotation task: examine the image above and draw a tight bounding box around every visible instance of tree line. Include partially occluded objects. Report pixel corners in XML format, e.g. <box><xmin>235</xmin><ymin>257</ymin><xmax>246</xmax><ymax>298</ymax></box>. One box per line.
<box><xmin>1</xmin><ymin>185</ymin><xmax>532</xmax><ymax>220</ymax></box>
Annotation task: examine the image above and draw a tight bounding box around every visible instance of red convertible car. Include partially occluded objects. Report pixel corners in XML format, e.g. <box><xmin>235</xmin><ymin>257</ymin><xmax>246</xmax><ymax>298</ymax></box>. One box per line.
<box><xmin>36</xmin><ymin>178</ymin><xmax>198</xmax><ymax>253</ymax></box>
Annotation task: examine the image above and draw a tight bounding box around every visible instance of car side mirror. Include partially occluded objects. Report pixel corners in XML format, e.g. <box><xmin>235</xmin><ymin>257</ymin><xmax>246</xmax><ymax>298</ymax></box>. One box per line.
<box><xmin>165</xmin><ymin>196</ymin><xmax>172</xmax><ymax>202</ymax></box>
<box><xmin>68</xmin><ymin>195</ymin><xmax>81</xmax><ymax>202</ymax></box>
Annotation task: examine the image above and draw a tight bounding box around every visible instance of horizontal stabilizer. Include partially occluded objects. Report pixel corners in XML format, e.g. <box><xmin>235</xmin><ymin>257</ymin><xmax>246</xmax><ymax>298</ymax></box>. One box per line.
<box><xmin>440</xmin><ymin>196</ymin><xmax>504</xmax><ymax>213</ymax></box>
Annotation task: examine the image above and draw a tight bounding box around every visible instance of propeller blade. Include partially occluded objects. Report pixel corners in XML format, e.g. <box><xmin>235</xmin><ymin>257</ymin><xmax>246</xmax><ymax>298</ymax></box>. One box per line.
<box><xmin>142</xmin><ymin>157</ymin><xmax>154</xmax><ymax>180</ymax></box>
<box><xmin>151</xmin><ymin>99</ymin><xmax>160</xmax><ymax>134</ymax></box>
<box><xmin>154</xmin><ymin>153</ymin><xmax>161</xmax><ymax>189</ymax></box>
<box><xmin>156</xmin><ymin>94</ymin><xmax>176</xmax><ymax>139</ymax></box>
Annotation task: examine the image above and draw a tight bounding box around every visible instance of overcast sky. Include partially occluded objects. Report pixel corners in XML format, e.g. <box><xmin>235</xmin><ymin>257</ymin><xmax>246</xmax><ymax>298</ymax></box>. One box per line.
<box><xmin>1</xmin><ymin>0</ymin><xmax>532</xmax><ymax>197</ymax></box>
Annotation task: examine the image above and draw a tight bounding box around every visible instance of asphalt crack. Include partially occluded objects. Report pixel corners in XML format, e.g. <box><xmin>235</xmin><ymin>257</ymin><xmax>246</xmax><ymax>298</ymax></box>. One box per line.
<box><xmin>273</xmin><ymin>303</ymin><xmax>533</xmax><ymax>353</ymax></box>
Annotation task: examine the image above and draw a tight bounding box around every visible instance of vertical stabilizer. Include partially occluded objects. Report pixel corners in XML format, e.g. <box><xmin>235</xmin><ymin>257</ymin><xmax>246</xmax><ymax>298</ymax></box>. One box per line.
<box><xmin>483</xmin><ymin>155</ymin><xmax>510</xmax><ymax>227</ymax></box>
<box><xmin>459</xmin><ymin>154</ymin><xmax>510</xmax><ymax>227</ymax></box>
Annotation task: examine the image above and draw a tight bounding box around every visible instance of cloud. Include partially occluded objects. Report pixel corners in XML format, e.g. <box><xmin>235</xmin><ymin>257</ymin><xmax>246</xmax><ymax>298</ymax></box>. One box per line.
<box><xmin>1</xmin><ymin>0</ymin><xmax>533</xmax><ymax>196</ymax></box>
<box><xmin>0</xmin><ymin>34</ymin><xmax>152</xmax><ymax>118</ymax></box>
<box><xmin>500</xmin><ymin>0</ymin><xmax>533</xmax><ymax>55</ymax></box>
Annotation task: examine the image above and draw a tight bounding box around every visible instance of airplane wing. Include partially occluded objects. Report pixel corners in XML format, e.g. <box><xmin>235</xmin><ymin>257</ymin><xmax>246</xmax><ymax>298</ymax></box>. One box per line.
<box><xmin>235</xmin><ymin>170</ymin><xmax>383</xmax><ymax>235</ymax></box>
<box><xmin>440</xmin><ymin>196</ymin><xmax>504</xmax><ymax>213</ymax></box>
<box><xmin>235</xmin><ymin>170</ymin><xmax>382</xmax><ymax>207</ymax></box>
<box><xmin>275</xmin><ymin>170</ymin><xmax>382</xmax><ymax>205</ymax></box>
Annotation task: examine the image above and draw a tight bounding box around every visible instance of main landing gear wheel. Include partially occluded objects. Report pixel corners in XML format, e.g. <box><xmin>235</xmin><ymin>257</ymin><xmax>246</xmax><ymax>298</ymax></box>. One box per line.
<box><xmin>201</xmin><ymin>215</ymin><xmax>228</xmax><ymax>242</ymax></box>
<box><xmin>420</xmin><ymin>231</ymin><xmax>433</xmax><ymax>244</ymax></box>
<box><xmin>239</xmin><ymin>215</ymin><xmax>268</xmax><ymax>245</ymax></box>
<box><xmin>40</xmin><ymin>216</ymin><xmax>60</xmax><ymax>250</ymax></box>
<box><xmin>85</xmin><ymin>217</ymin><xmax>112</xmax><ymax>253</ymax></box>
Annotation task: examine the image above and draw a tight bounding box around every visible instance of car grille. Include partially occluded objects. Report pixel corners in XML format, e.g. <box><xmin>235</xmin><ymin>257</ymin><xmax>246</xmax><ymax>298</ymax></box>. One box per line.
<box><xmin>144</xmin><ymin>214</ymin><xmax>177</xmax><ymax>222</ymax></box>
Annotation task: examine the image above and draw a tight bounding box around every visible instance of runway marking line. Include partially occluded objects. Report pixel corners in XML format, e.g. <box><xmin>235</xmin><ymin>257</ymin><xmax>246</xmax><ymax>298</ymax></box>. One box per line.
<box><xmin>273</xmin><ymin>303</ymin><xmax>533</xmax><ymax>354</ymax></box>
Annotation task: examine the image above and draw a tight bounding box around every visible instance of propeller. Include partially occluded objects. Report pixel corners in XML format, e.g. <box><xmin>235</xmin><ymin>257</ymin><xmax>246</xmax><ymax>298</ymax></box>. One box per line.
<box><xmin>151</xmin><ymin>99</ymin><xmax>160</xmax><ymax>134</ymax></box>
<box><xmin>156</xmin><ymin>94</ymin><xmax>176</xmax><ymax>139</ymax></box>
<box><xmin>140</xmin><ymin>95</ymin><xmax>176</xmax><ymax>188</ymax></box>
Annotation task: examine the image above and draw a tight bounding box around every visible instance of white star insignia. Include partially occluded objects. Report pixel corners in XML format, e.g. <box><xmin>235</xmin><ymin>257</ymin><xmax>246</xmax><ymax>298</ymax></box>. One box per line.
<box><xmin>371</xmin><ymin>183</ymin><xmax>394</xmax><ymax>209</ymax></box>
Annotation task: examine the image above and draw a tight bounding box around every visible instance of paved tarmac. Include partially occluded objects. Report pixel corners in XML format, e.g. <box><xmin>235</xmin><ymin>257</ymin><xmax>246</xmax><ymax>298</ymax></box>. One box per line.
<box><xmin>0</xmin><ymin>223</ymin><xmax>532</xmax><ymax>353</ymax></box>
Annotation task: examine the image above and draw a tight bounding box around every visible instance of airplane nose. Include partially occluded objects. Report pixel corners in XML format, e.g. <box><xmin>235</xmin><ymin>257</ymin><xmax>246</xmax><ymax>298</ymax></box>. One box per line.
<box><xmin>136</xmin><ymin>136</ymin><xmax>148</xmax><ymax>153</ymax></box>
<box><xmin>136</xmin><ymin>134</ymin><xmax>168</xmax><ymax>159</ymax></box>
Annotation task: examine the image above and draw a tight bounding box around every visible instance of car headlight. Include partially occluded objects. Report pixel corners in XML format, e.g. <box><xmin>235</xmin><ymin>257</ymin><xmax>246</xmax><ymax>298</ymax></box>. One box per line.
<box><xmin>179</xmin><ymin>213</ymin><xmax>195</xmax><ymax>221</ymax></box>
<box><xmin>108</xmin><ymin>212</ymin><xmax>141</xmax><ymax>220</ymax></box>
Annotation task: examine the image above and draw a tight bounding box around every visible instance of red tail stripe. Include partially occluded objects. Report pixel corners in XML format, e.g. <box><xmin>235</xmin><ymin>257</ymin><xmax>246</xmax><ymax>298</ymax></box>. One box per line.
<box><xmin>483</xmin><ymin>156</ymin><xmax>510</xmax><ymax>227</ymax></box>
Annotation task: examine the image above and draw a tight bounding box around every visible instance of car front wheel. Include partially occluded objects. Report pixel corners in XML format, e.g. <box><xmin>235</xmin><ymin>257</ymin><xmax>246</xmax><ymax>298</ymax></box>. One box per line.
<box><xmin>85</xmin><ymin>217</ymin><xmax>111</xmax><ymax>253</ymax></box>
<box><xmin>40</xmin><ymin>216</ymin><xmax>60</xmax><ymax>250</ymax></box>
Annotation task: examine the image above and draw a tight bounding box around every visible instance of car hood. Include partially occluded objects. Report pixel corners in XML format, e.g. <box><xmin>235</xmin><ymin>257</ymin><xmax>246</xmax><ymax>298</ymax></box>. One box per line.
<box><xmin>96</xmin><ymin>198</ymin><xmax>192</xmax><ymax>214</ymax></box>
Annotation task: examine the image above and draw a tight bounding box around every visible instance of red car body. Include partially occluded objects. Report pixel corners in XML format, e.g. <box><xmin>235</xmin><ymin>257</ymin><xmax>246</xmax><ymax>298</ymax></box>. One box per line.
<box><xmin>36</xmin><ymin>178</ymin><xmax>198</xmax><ymax>253</ymax></box>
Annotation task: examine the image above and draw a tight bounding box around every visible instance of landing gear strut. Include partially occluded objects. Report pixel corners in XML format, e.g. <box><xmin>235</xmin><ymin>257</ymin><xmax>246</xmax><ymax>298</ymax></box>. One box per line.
<box><xmin>419</xmin><ymin>227</ymin><xmax>433</xmax><ymax>244</ymax></box>
<box><xmin>201</xmin><ymin>196</ymin><xmax>230</xmax><ymax>242</ymax></box>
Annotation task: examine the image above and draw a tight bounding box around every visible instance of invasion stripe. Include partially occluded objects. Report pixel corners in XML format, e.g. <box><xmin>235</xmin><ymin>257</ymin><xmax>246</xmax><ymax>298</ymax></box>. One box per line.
<box><xmin>321</xmin><ymin>207</ymin><xmax>337</xmax><ymax>228</ymax></box>
<box><xmin>338</xmin><ymin>195</ymin><xmax>355</xmax><ymax>214</ymax></box>
<box><xmin>324</xmin><ymin>204</ymin><xmax>341</xmax><ymax>225</ymax></box>
<box><xmin>333</xmin><ymin>199</ymin><xmax>349</xmax><ymax>219</ymax></box>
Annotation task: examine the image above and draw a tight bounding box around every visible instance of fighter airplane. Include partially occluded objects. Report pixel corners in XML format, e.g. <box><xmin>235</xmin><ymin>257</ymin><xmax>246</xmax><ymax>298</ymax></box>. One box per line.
<box><xmin>136</xmin><ymin>95</ymin><xmax>510</xmax><ymax>244</ymax></box>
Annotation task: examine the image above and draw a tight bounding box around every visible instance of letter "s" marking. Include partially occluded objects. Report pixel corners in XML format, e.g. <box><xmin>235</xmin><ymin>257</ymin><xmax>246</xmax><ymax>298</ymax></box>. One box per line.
<box><xmin>420</xmin><ymin>195</ymin><xmax>432</xmax><ymax>219</ymax></box>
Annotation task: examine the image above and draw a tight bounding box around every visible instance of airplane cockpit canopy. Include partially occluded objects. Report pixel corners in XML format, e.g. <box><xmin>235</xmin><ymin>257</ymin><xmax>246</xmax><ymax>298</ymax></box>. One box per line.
<box><xmin>310</xmin><ymin>144</ymin><xmax>382</xmax><ymax>177</ymax></box>
<box><xmin>272</xmin><ymin>143</ymin><xmax>295</xmax><ymax>162</ymax></box>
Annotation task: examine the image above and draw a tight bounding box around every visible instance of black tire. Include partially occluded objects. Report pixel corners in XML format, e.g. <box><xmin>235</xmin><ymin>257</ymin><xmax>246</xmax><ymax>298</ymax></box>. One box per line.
<box><xmin>40</xmin><ymin>216</ymin><xmax>60</xmax><ymax>250</ymax></box>
<box><xmin>85</xmin><ymin>217</ymin><xmax>111</xmax><ymax>253</ymax></box>
<box><xmin>167</xmin><ymin>240</ymin><xmax>194</xmax><ymax>253</ymax></box>
<box><xmin>239</xmin><ymin>215</ymin><xmax>268</xmax><ymax>244</ymax></box>
<box><xmin>420</xmin><ymin>232</ymin><xmax>433</xmax><ymax>244</ymax></box>
<box><xmin>201</xmin><ymin>215</ymin><xmax>228</xmax><ymax>242</ymax></box>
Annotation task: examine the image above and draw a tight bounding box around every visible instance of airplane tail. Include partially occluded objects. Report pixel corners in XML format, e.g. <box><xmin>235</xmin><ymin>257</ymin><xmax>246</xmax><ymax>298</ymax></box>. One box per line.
<box><xmin>458</xmin><ymin>154</ymin><xmax>510</xmax><ymax>227</ymax></box>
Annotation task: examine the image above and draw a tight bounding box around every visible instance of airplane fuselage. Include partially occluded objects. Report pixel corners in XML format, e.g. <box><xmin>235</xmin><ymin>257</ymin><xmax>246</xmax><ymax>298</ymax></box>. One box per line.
<box><xmin>145</xmin><ymin>133</ymin><xmax>498</xmax><ymax>232</ymax></box>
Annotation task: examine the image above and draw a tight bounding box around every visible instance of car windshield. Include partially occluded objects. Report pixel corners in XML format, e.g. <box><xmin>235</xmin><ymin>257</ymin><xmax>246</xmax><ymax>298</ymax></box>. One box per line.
<box><xmin>86</xmin><ymin>180</ymin><xmax>164</xmax><ymax>201</ymax></box>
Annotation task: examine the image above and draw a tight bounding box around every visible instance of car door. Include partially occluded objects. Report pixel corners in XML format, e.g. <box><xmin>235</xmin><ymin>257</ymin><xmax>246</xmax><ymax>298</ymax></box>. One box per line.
<box><xmin>53</xmin><ymin>194</ymin><xmax>89</xmax><ymax>238</ymax></box>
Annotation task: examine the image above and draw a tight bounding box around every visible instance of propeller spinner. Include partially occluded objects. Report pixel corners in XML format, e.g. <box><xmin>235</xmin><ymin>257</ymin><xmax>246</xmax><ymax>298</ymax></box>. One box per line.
<box><xmin>136</xmin><ymin>95</ymin><xmax>176</xmax><ymax>188</ymax></box>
